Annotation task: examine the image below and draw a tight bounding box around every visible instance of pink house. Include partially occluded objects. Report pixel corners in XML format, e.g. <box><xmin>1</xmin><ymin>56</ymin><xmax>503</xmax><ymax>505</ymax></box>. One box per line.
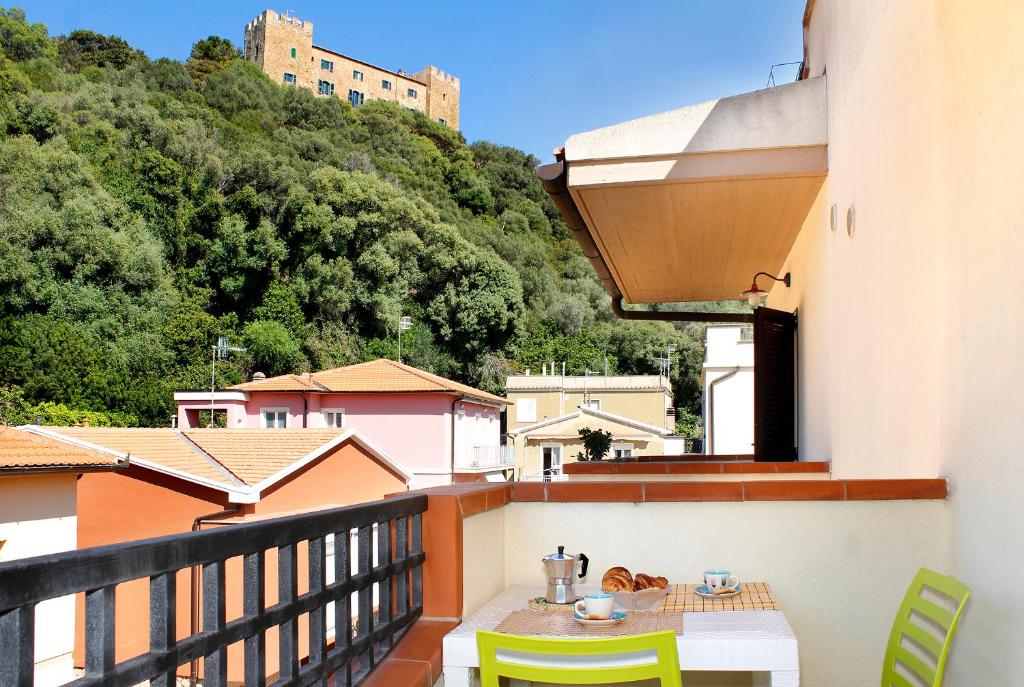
<box><xmin>173</xmin><ymin>359</ymin><xmax>511</xmax><ymax>487</ymax></box>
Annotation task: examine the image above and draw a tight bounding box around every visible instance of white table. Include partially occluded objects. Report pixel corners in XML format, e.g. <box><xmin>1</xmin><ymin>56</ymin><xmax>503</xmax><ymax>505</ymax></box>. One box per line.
<box><xmin>442</xmin><ymin>585</ymin><xmax>799</xmax><ymax>686</ymax></box>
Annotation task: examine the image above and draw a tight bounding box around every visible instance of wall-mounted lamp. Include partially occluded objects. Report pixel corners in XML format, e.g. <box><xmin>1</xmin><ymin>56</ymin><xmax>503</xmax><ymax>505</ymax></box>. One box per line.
<box><xmin>741</xmin><ymin>272</ymin><xmax>791</xmax><ymax>307</ymax></box>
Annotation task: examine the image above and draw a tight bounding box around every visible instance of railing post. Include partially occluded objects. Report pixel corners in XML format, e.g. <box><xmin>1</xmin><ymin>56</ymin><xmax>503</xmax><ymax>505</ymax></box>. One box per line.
<box><xmin>411</xmin><ymin>512</ymin><xmax>423</xmax><ymax>609</ymax></box>
<box><xmin>202</xmin><ymin>560</ymin><xmax>227</xmax><ymax>687</ymax></box>
<box><xmin>0</xmin><ymin>605</ymin><xmax>34</xmax><ymax>687</ymax></box>
<box><xmin>377</xmin><ymin>518</ymin><xmax>393</xmax><ymax>650</ymax></box>
<box><xmin>356</xmin><ymin>524</ymin><xmax>373</xmax><ymax>671</ymax></box>
<box><xmin>308</xmin><ymin>536</ymin><xmax>328</xmax><ymax>687</ymax></box>
<box><xmin>334</xmin><ymin>529</ymin><xmax>353</xmax><ymax>687</ymax></box>
<box><xmin>395</xmin><ymin>515</ymin><xmax>409</xmax><ymax>619</ymax></box>
<box><xmin>85</xmin><ymin>585</ymin><xmax>116</xmax><ymax>676</ymax></box>
<box><xmin>150</xmin><ymin>572</ymin><xmax>177</xmax><ymax>687</ymax></box>
<box><xmin>278</xmin><ymin>543</ymin><xmax>299</xmax><ymax>681</ymax></box>
<box><xmin>243</xmin><ymin>551</ymin><xmax>266</xmax><ymax>687</ymax></box>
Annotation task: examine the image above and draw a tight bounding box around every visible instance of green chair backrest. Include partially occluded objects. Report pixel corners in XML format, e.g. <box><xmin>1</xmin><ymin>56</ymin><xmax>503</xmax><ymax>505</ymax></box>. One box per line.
<box><xmin>477</xmin><ymin>629</ymin><xmax>682</xmax><ymax>686</ymax></box>
<box><xmin>882</xmin><ymin>568</ymin><xmax>970</xmax><ymax>687</ymax></box>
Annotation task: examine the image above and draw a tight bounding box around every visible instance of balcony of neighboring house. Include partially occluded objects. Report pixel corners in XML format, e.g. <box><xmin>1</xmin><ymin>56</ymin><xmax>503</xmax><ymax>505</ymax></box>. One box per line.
<box><xmin>454</xmin><ymin>445</ymin><xmax>516</xmax><ymax>473</ymax></box>
<box><xmin>0</xmin><ymin>480</ymin><xmax>951</xmax><ymax>687</ymax></box>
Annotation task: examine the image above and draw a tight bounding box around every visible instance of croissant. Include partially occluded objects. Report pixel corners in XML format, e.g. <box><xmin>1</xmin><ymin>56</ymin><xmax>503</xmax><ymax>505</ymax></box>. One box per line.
<box><xmin>652</xmin><ymin>576</ymin><xmax>669</xmax><ymax>589</ymax></box>
<box><xmin>601</xmin><ymin>567</ymin><xmax>634</xmax><ymax>592</ymax></box>
<box><xmin>634</xmin><ymin>573</ymin><xmax>656</xmax><ymax>590</ymax></box>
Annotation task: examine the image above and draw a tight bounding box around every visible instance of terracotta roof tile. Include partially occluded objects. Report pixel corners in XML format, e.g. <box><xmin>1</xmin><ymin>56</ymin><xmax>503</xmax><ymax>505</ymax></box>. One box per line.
<box><xmin>0</xmin><ymin>426</ymin><xmax>124</xmax><ymax>471</ymax></box>
<box><xmin>182</xmin><ymin>428</ymin><xmax>346</xmax><ymax>485</ymax></box>
<box><xmin>230</xmin><ymin>359</ymin><xmax>507</xmax><ymax>405</ymax></box>
<box><xmin>48</xmin><ymin>427</ymin><xmax>237</xmax><ymax>486</ymax></box>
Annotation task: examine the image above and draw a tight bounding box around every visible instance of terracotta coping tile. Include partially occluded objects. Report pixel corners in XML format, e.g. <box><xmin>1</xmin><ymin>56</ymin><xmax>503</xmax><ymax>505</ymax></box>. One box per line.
<box><xmin>743</xmin><ymin>480</ymin><xmax>846</xmax><ymax>501</ymax></box>
<box><xmin>388</xmin><ymin>619</ymin><xmax>460</xmax><ymax>683</ymax></box>
<box><xmin>359</xmin><ymin>657</ymin><xmax>431</xmax><ymax>687</ymax></box>
<box><xmin>512</xmin><ymin>481</ymin><xmax>546</xmax><ymax>502</ymax></box>
<box><xmin>645</xmin><ymin>481</ymin><xmax>744</xmax><ymax>502</ymax></box>
<box><xmin>546</xmin><ymin>481</ymin><xmax>644</xmax><ymax>502</ymax></box>
<box><xmin>845</xmin><ymin>479</ymin><xmax>947</xmax><ymax>500</ymax></box>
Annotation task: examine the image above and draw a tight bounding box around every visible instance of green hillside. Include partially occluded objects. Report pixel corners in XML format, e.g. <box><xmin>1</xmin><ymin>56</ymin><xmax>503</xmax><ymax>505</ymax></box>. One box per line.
<box><xmin>0</xmin><ymin>8</ymin><xmax>736</xmax><ymax>431</ymax></box>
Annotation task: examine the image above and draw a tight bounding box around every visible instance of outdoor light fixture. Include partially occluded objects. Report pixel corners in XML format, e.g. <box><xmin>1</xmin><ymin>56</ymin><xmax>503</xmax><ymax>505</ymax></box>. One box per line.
<box><xmin>741</xmin><ymin>272</ymin><xmax>791</xmax><ymax>307</ymax></box>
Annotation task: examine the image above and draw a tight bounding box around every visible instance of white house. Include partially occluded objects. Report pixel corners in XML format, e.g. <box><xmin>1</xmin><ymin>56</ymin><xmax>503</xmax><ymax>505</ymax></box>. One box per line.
<box><xmin>702</xmin><ymin>325</ymin><xmax>754</xmax><ymax>455</ymax></box>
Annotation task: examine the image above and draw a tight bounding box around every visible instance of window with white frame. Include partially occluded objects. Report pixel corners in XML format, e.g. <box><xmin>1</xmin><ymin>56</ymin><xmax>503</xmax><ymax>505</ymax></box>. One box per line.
<box><xmin>322</xmin><ymin>408</ymin><xmax>345</xmax><ymax>428</ymax></box>
<box><xmin>516</xmin><ymin>398</ymin><xmax>536</xmax><ymax>423</ymax></box>
<box><xmin>283</xmin><ymin>72</ymin><xmax>297</xmax><ymax>85</ymax></box>
<box><xmin>611</xmin><ymin>443</ymin><xmax>633</xmax><ymax>459</ymax></box>
<box><xmin>352</xmin><ymin>69</ymin><xmax>364</xmax><ymax>81</ymax></box>
<box><xmin>262</xmin><ymin>408</ymin><xmax>288</xmax><ymax>429</ymax></box>
<box><xmin>381</xmin><ymin>79</ymin><xmax>392</xmax><ymax>90</ymax></box>
<box><xmin>438</xmin><ymin>117</ymin><xmax>446</xmax><ymax>125</ymax></box>
<box><xmin>317</xmin><ymin>79</ymin><xmax>334</xmax><ymax>96</ymax></box>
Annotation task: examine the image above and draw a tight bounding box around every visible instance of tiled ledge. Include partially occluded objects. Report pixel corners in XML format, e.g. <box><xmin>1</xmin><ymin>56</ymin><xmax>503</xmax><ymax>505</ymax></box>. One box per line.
<box><xmin>564</xmin><ymin>460</ymin><xmax>831</xmax><ymax>475</ymax></box>
<box><xmin>511</xmin><ymin>479</ymin><xmax>947</xmax><ymax>502</ymax></box>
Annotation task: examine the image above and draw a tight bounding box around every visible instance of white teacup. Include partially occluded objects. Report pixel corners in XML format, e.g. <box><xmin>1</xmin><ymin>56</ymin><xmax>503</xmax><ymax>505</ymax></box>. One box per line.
<box><xmin>574</xmin><ymin>593</ymin><xmax>615</xmax><ymax>620</ymax></box>
<box><xmin>704</xmin><ymin>569</ymin><xmax>740</xmax><ymax>591</ymax></box>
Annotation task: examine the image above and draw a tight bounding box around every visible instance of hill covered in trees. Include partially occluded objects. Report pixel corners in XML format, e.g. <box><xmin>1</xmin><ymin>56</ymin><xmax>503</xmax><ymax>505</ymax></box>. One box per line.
<box><xmin>0</xmin><ymin>7</ymin><xmax>737</xmax><ymax>430</ymax></box>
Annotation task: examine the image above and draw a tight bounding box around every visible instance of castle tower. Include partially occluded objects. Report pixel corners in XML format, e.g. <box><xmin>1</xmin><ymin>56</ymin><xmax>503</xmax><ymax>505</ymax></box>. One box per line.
<box><xmin>410</xmin><ymin>66</ymin><xmax>461</xmax><ymax>130</ymax></box>
<box><xmin>244</xmin><ymin>9</ymin><xmax>315</xmax><ymax>89</ymax></box>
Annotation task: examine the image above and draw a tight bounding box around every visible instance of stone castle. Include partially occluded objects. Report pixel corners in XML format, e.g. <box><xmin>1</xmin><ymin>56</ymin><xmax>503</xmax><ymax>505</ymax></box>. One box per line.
<box><xmin>243</xmin><ymin>9</ymin><xmax>460</xmax><ymax>130</ymax></box>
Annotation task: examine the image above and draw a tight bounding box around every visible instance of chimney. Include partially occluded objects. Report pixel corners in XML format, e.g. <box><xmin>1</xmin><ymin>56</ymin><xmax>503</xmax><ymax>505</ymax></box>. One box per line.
<box><xmin>253</xmin><ymin>371</ymin><xmax>266</xmax><ymax>381</ymax></box>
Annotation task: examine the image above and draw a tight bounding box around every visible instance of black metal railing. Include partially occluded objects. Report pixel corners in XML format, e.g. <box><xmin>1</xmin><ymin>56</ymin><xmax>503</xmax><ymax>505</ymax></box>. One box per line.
<box><xmin>0</xmin><ymin>493</ymin><xmax>427</xmax><ymax>687</ymax></box>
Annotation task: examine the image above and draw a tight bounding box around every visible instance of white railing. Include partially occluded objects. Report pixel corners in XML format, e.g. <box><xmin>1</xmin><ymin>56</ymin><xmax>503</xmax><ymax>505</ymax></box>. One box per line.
<box><xmin>457</xmin><ymin>445</ymin><xmax>515</xmax><ymax>471</ymax></box>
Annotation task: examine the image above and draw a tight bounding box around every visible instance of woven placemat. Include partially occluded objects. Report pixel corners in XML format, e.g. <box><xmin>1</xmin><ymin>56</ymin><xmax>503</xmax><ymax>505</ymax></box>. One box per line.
<box><xmin>527</xmin><ymin>597</ymin><xmax>579</xmax><ymax>612</ymax></box>
<box><xmin>659</xmin><ymin>582</ymin><xmax>778</xmax><ymax>612</ymax></box>
<box><xmin>494</xmin><ymin>609</ymin><xmax>683</xmax><ymax>638</ymax></box>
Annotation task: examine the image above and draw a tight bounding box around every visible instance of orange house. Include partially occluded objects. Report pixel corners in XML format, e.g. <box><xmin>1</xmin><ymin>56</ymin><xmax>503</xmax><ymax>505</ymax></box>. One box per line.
<box><xmin>23</xmin><ymin>426</ymin><xmax>410</xmax><ymax>682</ymax></box>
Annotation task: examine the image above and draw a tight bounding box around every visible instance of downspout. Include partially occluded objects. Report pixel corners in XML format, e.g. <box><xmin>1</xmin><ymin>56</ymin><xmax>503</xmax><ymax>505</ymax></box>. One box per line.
<box><xmin>536</xmin><ymin>158</ymin><xmax>753</xmax><ymax>325</ymax></box>
<box><xmin>706</xmin><ymin>366</ymin><xmax>741</xmax><ymax>455</ymax></box>
<box><xmin>451</xmin><ymin>395</ymin><xmax>465</xmax><ymax>479</ymax></box>
<box><xmin>302</xmin><ymin>391</ymin><xmax>308</xmax><ymax>428</ymax></box>
<box><xmin>189</xmin><ymin>507</ymin><xmax>240</xmax><ymax>686</ymax></box>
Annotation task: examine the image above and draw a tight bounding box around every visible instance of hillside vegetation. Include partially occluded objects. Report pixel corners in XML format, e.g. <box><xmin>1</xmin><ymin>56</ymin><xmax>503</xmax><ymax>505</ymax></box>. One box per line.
<box><xmin>0</xmin><ymin>8</ymin><xmax>736</xmax><ymax>430</ymax></box>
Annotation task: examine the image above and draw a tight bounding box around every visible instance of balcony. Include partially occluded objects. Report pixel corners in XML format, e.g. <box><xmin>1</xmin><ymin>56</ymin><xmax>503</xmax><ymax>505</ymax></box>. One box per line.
<box><xmin>0</xmin><ymin>477</ymin><xmax>949</xmax><ymax>687</ymax></box>
<box><xmin>453</xmin><ymin>445</ymin><xmax>515</xmax><ymax>473</ymax></box>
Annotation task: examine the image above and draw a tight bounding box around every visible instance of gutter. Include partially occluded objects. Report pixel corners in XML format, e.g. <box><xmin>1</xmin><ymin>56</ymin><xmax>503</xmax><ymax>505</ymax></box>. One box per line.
<box><xmin>537</xmin><ymin>158</ymin><xmax>753</xmax><ymax>324</ymax></box>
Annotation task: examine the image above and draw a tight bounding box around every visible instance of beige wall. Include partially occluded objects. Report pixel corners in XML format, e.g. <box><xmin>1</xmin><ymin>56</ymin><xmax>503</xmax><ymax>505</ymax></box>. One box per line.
<box><xmin>0</xmin><ymin>473</ymin><xmax>78</xmax><ymax>686</ymax></box>
<box><xmin>312</xmin><ymin>47</ymin><xmax>428</xmax><ymax>113</ymax></box>
<box><xmin>507</xmin><ymin>388</ymin><xmax>671</xmax><ymax>430</ymax></box>
<box><xmin>766</xmin><ymin>0</ymin><xmax>1024</xmax><ymax>682</ymax></box>
<box><xmin>462</xmin><ymin>507</ymin><xmax>506</xmax><ymax>617</ymax></box>
<box><xmin>502</xmin><ymin>500</ymin><xmax>948</xmax><ymax>687</ymax></box>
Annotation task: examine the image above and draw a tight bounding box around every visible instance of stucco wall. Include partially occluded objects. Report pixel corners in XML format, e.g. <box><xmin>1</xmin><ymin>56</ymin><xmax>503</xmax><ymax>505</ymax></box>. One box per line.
<box><xmin>461</xmin><ymin>507</ymin><xmax>506</xmax><ymax>617</ymax></box>
<box><xmin>502</xmin><ymin>500</ymin><xmax>949</xmax><ymax>687</ymax></box>
<box><xmin>767</xmin><ymin>0</ymin><xmax>1024</xmax><ymax>682</ymax></box>
<box><xmin>0</xmin><ymin>473</ymin><xmax>78</xmax><ymax>686</ymax></box>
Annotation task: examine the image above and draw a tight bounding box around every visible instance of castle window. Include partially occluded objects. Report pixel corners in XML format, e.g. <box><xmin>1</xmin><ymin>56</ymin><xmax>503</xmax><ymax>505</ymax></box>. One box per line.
<box><xmin>438</xmin><ymin>117</ymin><xmax>446</xmax><ymax>125</ymax></box>
<box><xmin>320</xmin><ymin>58</ymin><xmax>334</xmax><ymax>72</ymax></box>
<box><xmin>283</xmin><ymin>72</ymin><xmax>297</xmax><ymax>85</ymax></box>
<box><xmin>407</xmin><ymin>88</ymin><xmax>418</xmax><ymax>99</ymax></box>
<box><xmin>318</xmin><ymin>80</ymin><xmax>334</xmax><ymax>96</ymax></box>
<box><xmin>381</xmin><ymin>79</ymin><xmax>392</xmax><ymax>90</ymax></box>
<box><xmin>348</xmin><ymin>89</ymin><xmax>364</xmax><ymax>106</ymax></box>
<box><xmin>443</xmin><ymin>93</ymin><xmax>447</xmax><ymax>100</ymax></box>
<box><xmin>352</xmin><ymin>69</ymin><xmax>364</xmax><ymax>81</ymax></box>
<box><xmin>290</xmin><ymin>47</ymin><xmax>296</xmax><ymax>58</ymax></box>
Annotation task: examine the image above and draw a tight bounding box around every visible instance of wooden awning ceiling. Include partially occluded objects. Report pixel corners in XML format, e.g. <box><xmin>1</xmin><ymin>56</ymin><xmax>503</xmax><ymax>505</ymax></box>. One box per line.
<box><xmin>539</xmin><ymin>77</ymin><xmax>827</xmax><ymax>304</ymax></box>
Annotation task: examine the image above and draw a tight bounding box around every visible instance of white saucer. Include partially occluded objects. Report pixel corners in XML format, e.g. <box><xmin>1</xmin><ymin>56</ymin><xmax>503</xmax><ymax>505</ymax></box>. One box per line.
<box><xmin>573</xmin><ymin>610</ymin><xmax>627</xmax><ymax>626</ymax></box>
<box><xmin>694</xmin><ymin>583</ymin><xmax>742</xmax><ymax>599</ymax></box>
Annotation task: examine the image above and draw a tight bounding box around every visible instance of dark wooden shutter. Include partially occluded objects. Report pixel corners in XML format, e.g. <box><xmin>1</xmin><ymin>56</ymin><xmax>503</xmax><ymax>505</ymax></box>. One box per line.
<box><xmin>754</xmin><ymin>307</ymin><xmax>797</xmax><ymax>461</ymax></box>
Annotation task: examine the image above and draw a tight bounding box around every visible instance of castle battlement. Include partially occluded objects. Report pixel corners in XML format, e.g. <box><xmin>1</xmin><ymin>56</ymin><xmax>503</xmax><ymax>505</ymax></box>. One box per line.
<box><xmin>243</xmin><ymin>9</ymin><xmax>460</xmax><ymax>129</ymax></box>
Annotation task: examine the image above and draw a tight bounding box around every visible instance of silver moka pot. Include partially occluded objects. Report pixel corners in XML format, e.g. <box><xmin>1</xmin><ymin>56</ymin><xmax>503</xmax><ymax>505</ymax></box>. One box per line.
<box><xmin>542</xmin><ymin>545</ymin><xmax>589</xmax><ymax>604</ymax></box>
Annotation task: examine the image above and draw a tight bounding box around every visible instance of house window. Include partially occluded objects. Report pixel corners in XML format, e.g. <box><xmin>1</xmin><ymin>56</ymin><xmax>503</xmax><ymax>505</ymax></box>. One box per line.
<box><xmin>318</xmin><ymin>79</ymin><xmax>334</xmax><ymax>96</ymax></box>
<box><xmin>283</xmin><ymin>72</ymin><xmax>297</xmax><ymax>85</ymax></box>
<box><xmin>582</xmin><ymin>399</ymin><xmax>601</xmax><ymax>411</ymax></box>
<box><xmin>612</xmin><ymin>443</ymin><xmax>634</xmax><ymax>459</ymax></box>
<box><xmin>290</xmin><ymin>47</ymin><xmax>296</xmax><ymax>58</ymax></box>
<box><xmin>407</xmin><ymin>88</ymin><xmax>417</xmax><ymax>99</ymax></box>
<box><xmin>438</xmin><ymin>117</ymin><xmax>446</xmax><ymax>125</ymax></box>
<box><xmin>381</xmin><ymin>79</ymin><xmax>392</xmax><ymax>90</ymax></box>
<box><xmin>516</xmin><ymin>398</ymin><xmax>537</xmax><ymax>423</ymax></box>
<box><xmin>320</xmin><ymin>58</ymin><xmax>334</xmax><ymax>71</ymax></box>
<box><xmin>262</xmin><ymin>408</ymin><xmax>288</xmax><ymax>429</ymax></box>
<box><xmin>323</xmin><ymin>408</ymin><xmax>345</xmax><ymax>428</ymax></box>
<box><xmin>352</xmin><ymin>69</ymin><xmax>364</xmax><ymax>81</ymax></box>
<box><xmin>541</xmin><ymin>443</ymin><xmax>562</xmax><ymax>480</ymax></box>
<box><xmin>348</xmin><ymin>89</ymin><xmax>364</xmax><ymax>106</ymax></box>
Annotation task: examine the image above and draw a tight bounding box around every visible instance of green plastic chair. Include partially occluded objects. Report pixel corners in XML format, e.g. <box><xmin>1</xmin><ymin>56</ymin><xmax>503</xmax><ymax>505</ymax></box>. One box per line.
<box><xmin>882</xmin><ymin>568</ymin><xmax>970</xmax><ymax>687</ymax></box>
<box><xmin>477</xmin><ymin>629</ymin><xmax>682</xmax><ymax>686</ymax></box>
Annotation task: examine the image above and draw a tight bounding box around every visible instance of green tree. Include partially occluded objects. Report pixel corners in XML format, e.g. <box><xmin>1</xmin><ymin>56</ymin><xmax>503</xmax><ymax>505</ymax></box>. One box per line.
<box><xmin>577</xmin><ymin>427</ymin><xmax>613</xmax><ymax>462</ymax></box>
<box><xmin>185</xmin><ymin>35</ymin><xmax>239</xmax><ymax>81</ymax></box>
<box><xmin>57</xmin><ymin>30</ymin><xmax>140</xmax><ymax>71</ymax></box>
<box><xmin>0</xmin><ymin>7</ymin><xmax>53</xmax><ymax>61</ymax></box>
<box><xmin>243</xmin><ymin>319</ymin><xmax>304</xmax><ymax>377</ymax></box>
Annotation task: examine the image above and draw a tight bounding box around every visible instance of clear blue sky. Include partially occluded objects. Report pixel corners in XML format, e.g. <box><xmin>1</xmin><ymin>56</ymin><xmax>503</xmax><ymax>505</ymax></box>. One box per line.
<box><xmin>17</xmin><ymin>1</ymin><xmax>806</xmax><ymax>160</ymax></box>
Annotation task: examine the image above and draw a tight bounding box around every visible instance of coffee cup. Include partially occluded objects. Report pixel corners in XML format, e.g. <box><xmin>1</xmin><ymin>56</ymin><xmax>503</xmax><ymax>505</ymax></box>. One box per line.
<box><xmin>574</xmin><ymin>593</ymin><xmax>615</xmax><ymax>620</ymax></box>
<box><xmin>704</xmin><ymin>570</ymin><xmax>740</xmax><ymax>592</ymax></box>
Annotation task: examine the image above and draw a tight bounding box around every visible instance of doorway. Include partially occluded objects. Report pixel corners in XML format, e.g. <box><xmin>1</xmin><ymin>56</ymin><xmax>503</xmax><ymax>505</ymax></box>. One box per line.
<box><xmin>540</xmin><ymin>443</ymin><xmax>562</xmax><ymax>480</ymax></box>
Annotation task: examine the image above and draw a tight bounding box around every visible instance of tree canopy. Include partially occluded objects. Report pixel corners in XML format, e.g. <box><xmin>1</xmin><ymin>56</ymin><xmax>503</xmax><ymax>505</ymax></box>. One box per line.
<box><xmin>0</xmin><ymin>8</ymin><xmax>743</xmax><ymax>428</ymax></box>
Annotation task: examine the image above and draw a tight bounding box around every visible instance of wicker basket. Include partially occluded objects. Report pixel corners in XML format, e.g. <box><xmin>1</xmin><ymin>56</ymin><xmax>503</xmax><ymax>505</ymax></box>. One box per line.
<box><xmin>612</xmin><ymin>586</ymin><xmax>670</xmax><ymax>612</ymax></box>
